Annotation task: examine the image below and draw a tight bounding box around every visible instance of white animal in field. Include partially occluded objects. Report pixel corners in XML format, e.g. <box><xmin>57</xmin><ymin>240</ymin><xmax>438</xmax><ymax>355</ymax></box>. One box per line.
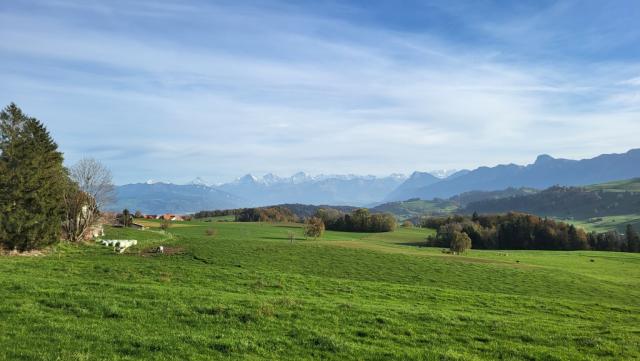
<box><xmin>156</xmin><ymin>246</ymin><xmax>164</xmax><ymax>254</ymax></box>
<box><xmin>98</xmin><ymin>239</ymin><xmax>137</xmax><ymax>253</ymax></box>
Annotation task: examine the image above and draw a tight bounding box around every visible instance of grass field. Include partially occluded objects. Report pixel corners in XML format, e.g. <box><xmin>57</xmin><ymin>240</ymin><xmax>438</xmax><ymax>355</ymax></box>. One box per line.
<box><xmin>372</xmin><ymin>199</ymin><xmax>459</xmax><ymax>219</ymax></box>
<box><xmin>585</xmin><ymin>178</ymin><xmax>640</xmax><ymax>193</ymax></box>
<box><xmin>1</xmin><ymin>220</ymin><xmax>640</xmax><ymax>360</ymax></box>
<box><xmin>564</xmin><ymin>214</ymin><xmax>640</xmax><ymax>233</ymax></box>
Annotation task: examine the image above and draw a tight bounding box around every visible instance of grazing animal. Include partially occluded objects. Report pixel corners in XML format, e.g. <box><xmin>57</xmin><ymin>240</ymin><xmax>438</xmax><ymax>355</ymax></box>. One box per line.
<box><xmin>156</xmin><ymin>246</ymin><xmax>164</xmax><ymax>254</ymax></box>
<box><xmin>98</xmin><ymin>239</ymin><xmax>137</xmax><ymax>253</ymax></box>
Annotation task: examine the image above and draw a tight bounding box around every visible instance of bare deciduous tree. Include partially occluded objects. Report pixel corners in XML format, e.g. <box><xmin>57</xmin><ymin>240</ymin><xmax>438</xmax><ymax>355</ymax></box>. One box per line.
<box><xmin>70</xmin><ymin>158</ymin><xmax>115</xmax><ymax>210</ymax></box>
<box><xmin>62</xmin><ymin>158</ymin><xmax>115</xmax><ymax>242</ymax></box>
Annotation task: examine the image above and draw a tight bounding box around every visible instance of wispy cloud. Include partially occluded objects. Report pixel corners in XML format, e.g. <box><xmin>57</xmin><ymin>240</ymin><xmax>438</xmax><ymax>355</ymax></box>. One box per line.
<box><xmin>1</xmin><ymin>0</ymin><xmax>639</xmax><ymax>184</ymax></box>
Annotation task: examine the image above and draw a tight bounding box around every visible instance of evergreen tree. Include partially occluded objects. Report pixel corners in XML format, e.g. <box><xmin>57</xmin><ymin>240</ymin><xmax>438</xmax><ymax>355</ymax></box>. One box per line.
<box><xmin>122</xmin><ymin>209</ymin><xmax>131</xmax><ymax>227</ymax></box>
<box><xmin>0</xmin><ymin>103</ymin><xmax>67</xmax><ymax>251</ymax></box>
<box><xmin>626</xmin><ymin>224</ymin><xmax>640</xmax><ymax>253</ymax></box>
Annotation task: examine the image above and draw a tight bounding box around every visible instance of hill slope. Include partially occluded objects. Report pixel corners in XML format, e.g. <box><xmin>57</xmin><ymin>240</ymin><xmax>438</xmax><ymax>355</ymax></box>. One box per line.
<box><xmin>465</xmin><ymin>179</ymin><xmax>640</xmax><ymax>231</ymax></box>
<box><xmin>372</xmin><ymin>187</ymin><xmax>539</xmax><ymax>219</ymax></box>
<box><xmin>1</xmin><ymin>221</ymin><xmax>639</xmax><ymax>360</ymax></box>
<box><xmin>383</xmin><ymin>171</ymin><xmax>441</xmax><ymax>201</ymax></box>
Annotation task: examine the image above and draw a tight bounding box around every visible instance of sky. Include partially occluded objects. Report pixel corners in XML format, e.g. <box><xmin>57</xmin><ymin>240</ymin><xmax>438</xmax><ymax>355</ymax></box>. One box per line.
<box><xmin>1</xmin><ymin>0</ymin><xmax>640</xmax><ymax>185</ymax></box>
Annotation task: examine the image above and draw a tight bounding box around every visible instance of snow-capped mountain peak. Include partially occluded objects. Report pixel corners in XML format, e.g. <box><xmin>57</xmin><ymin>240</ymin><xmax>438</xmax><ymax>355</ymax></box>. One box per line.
<box><xmin>189</xmin><ymin>177</ymin><xmax>209</xmax><ymax>186</ymax></box>
<box><xmin>428</xmin><ymin>169</ymin><xmax>459</xmax><ymax>179</ymax></box>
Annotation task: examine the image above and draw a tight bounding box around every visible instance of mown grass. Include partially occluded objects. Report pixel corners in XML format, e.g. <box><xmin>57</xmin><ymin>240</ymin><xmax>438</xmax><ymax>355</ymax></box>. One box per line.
<box><xmin>1</xmin><ymin>220</ymin><xmax>639</xmax><ymax>360</ymax></box>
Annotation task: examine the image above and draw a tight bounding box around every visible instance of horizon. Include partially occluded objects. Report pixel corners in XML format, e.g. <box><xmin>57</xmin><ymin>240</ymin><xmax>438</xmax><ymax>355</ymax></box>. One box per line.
<box><xmin>120</xmin><ymin>147</ymin><xmax>638</xmax><ymax>186</ymax></box>
<box><xmin>2</xmin><ymin>0</ymin><xmax>640</xmax><ymax>184</ymax></box>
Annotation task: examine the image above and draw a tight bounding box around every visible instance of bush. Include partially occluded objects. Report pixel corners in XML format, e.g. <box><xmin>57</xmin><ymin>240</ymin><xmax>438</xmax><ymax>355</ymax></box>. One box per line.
<box><xmin>402</xmin><ymin>220</ymin><xmax>413</xmax><ymax>228</ymax></box>
<box><xmin>160</xmin><ymin>219</ymin><xmax>171</xmax><ymax>230</ymax></box>
<box><xmin>304</xmin><ymin>217</ymin><xmax>325</xmax><ymax>240</ymax></box>
<box><xmin>450</xmin><ymin>231</ymin><xmax>472</xmax><ymax>254</ymax></box>
<box><xmin>205</xmin><ymin>228</ymin><xmax>217</xmax><ymax>237</ymax></box>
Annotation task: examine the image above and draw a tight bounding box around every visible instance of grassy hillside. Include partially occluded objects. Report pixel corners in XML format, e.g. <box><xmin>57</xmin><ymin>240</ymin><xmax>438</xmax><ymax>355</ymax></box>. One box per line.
<box><xmin>372</xmin><ymin>188</ymin><xmax>537</xmax><ymax>220</ymax></box>
<box><xmin>584</xmin><ymin>177</ymin><xmax>640</xmax><ymax>193</ymax></box>
<box><xmin>370</xmin><ymin>199</ymin><xmax>459</xmax><ymax>219</ymax></box>
<box><xmin>566</xmin><ymin>214</ymin><xmax>640</xmax><ymax>233</ymax></box>
<box><xmin>1</xmin><ymin>221</ymin><xmax>640</xmax><ymax>360</ymax></box>
<box><xmin>466</xmin><ymin>179</ymin><xmax>640</xmax><ymax>231</ymax></box>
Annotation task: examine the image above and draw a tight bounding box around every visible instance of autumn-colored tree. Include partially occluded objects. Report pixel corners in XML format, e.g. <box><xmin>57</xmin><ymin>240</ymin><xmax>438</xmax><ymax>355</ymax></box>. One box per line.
<box><xmin>304</xmin><ymin>217</ymin><xmax>325</xmax><ymax>240</ymax></box>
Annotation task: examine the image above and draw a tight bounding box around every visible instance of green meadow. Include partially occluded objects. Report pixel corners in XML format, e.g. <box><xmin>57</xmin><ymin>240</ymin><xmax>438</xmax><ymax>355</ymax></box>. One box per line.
<box><xmin>1</xmin><ymin>220</ymin><xmax>639</xmax><ymax>360</ymax></box>
<box><xmin>564</xmin><ymin>214</ymin><xmax>640</xmax><ymax>233</ymax></box>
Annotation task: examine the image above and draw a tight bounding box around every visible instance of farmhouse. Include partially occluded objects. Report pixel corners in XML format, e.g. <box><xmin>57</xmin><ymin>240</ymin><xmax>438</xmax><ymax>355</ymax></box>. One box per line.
<box><xmin>158</xmin><ymin>214</ymin><xmax>185</xmax><ymax>221</ymax></box>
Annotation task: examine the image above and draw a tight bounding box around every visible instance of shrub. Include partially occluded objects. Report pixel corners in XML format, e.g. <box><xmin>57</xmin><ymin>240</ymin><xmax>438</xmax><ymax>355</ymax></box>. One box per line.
<box><xmin>304</xmin><ymin>217</ymin><xmax>325</xmax><ymax>240</ymax></box>
<box><xmin>160</xmin><ymin>219</ymin><xmax>171</xmax><ymax>230</ymax></box>
<box><xmin>450</xmin><ymin>231</ymin><xmax>472</xmax><ymax>254</ymax></box>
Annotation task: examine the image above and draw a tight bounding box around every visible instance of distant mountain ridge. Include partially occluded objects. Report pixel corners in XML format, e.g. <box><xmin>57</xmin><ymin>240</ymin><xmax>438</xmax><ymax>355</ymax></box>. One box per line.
<box><xmin>395</xmin><ymin>149</ymin><xmax>640</xmax><ymax>201</ymax></box>
<box><xmin>111</xmin><ymin>182</ymin><xmax>244</xmax><ymax>214</ymax></box>
<box><xmin>111</xmin><ymin>173</ymin><xmax>410</xmax><ymax>214</ymax></box>
<box><xmin>217</xmin><ymin>172</ymin><xmax>406</xmax><ymax>207</ymax></box>
<box><xmin>110</xmin><ymin>149</ymin><xmax>640</xmax><ymax>214</ymax></box>
<box><xmin>383</xmin><ymin>171</ymin><xmax>441</xmax><ymax>201</ymax></box>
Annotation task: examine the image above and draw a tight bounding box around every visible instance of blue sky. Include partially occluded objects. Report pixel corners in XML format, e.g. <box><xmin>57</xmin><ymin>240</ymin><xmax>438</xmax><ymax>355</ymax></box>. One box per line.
<box><xmin>1</xmin><ymin>0</ymin><xmax>639</xmax><ymax>184</ymax></box>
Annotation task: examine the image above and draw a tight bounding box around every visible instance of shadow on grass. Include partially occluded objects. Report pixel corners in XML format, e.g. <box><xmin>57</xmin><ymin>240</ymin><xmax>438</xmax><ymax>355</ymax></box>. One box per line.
<box><xmin>273</xmin><ymin>225</ymin><xmax>303</xmax><ymax>229</ymax></box>
<box><xmin>398</xmin><ymin>241</ymin><xmax>429</xmax><ymax>248</ymax></box>
<box><xmin>260</xmin><ymin>236</ymin><xmax>301</xmax><ymax>241</ymax></box>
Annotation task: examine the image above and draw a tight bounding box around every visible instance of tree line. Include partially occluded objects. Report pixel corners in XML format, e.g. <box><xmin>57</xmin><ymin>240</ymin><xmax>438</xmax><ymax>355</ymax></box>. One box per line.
<box><xmin>316</xmin><ymin>208</ymin><xmax>397</xmax><ymax>232</ymax></box>
<box><xmin>235</xmin><ymin>206</ymin><xmax>297</xmax><ymax>223</ymax></box>
<box><xmin>424</xmin><ymin>212</ymin><xmax>640</xmax><ymax>252</ymax></box>
<box><xmin>194</xmin><ymin>205</ymin><xmax>397</xmax><ymax>233</ymax></box>
<box><xmin>193</xmin><ymin>209</ymin><xmax>238</xmax><ymax>219</ymax></box>
<box><xmin>0</xmin><ymin>104</ymin><xmax>114</xmax><ymax>251</ymax></box>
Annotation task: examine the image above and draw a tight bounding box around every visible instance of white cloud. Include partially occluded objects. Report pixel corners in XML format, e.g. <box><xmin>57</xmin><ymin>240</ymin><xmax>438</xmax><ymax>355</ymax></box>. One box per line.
<box><xmin>1</xmin><ymin>0</ymin><xmax>639</xmax><ymax>184</ymax></box>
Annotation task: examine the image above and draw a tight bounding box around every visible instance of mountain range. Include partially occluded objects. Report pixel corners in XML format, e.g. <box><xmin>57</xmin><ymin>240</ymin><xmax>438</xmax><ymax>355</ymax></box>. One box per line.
<box><xmin>396</xmin><ymin>149</ymin><xmax>640</xmax><ymax>201</ymax></box>
<box><xmin>109</xmin><ymin>173</ymin><xmax>407</xmax><ymax>214</ymax></box>
<box><xmin>109</xmin><ymin>149</ymin><xmax>640</xmax><ymax>214</ymax></box>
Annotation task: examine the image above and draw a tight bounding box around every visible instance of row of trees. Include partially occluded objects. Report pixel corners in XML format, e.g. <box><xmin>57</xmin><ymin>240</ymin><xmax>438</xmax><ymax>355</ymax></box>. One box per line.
<box><xmin>316</xmin><ymin>208</ymin><xmax>397</xmax><ymax>232</ymax></box>
<box><xmin>0</xmin><ymin>104</ymin><xmax>114</xmax><ymax>251</ymax></box>
<box><xmin>235</xmin><ymin>206</ymin><xmax>297</xmax><ymax>223</ymax></box>
<box><xmin>425</xmin><ymin>212</ymin><xmax>640</xmax><ymax>252</ymax></box>
<box><xmin>193</xmin><ymin>209</ymin><xmax>238</xmax><ymax>219</ymax></box>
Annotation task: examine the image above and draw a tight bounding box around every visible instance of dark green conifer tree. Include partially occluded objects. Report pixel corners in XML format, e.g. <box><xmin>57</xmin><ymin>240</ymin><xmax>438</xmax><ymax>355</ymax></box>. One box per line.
<box><xmin>0</xmin><ymin>103</ymin><xmax>67</xmax><ymax>251</ymax></box>
<box><xmin>626</xmin><ymin>224</ymin><xmax>640</xmax><ymax>253</ymax></box>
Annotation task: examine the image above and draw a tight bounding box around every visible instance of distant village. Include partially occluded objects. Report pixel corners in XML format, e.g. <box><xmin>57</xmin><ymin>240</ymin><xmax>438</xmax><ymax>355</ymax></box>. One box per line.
<box><xmin>110</xmin><ymin>211</ymin><xmax>193</xmax><ymax>230</ymax></box>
